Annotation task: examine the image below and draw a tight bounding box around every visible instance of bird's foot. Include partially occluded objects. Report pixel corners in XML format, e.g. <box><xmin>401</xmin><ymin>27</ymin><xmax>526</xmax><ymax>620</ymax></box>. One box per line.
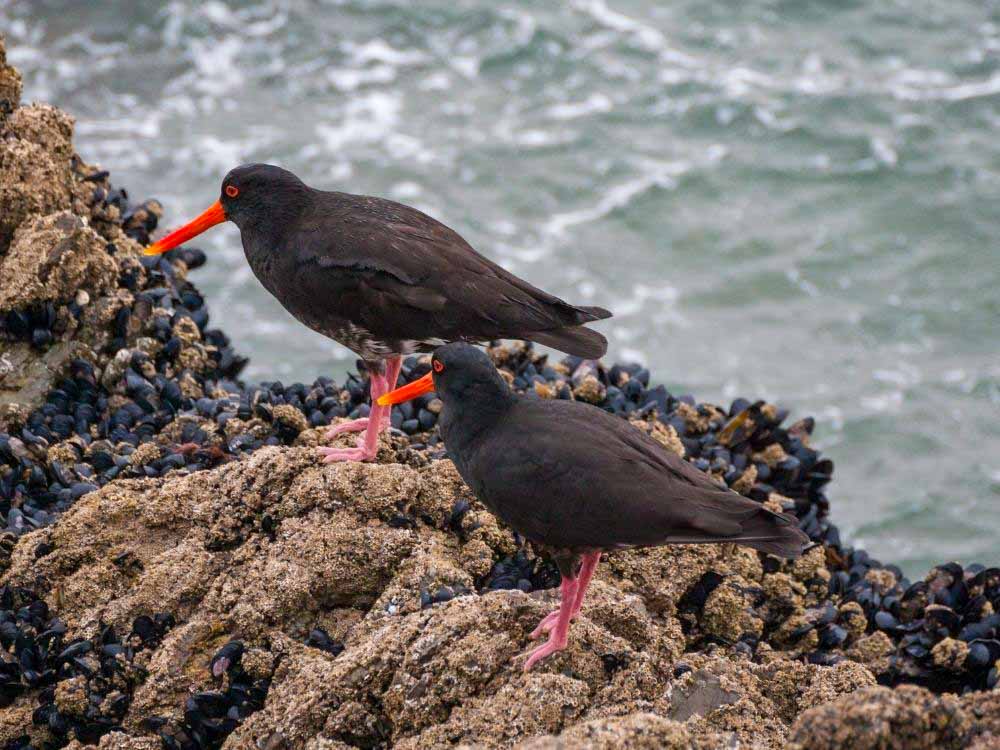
<box><xmin>324</xmin><ymin>416</ymin><xmax>391</xmax><ymax>439</ymax></box>
<box><xmin>316</xmin><ymin>444</ymin><xmax>378</xmax><ymax>463</ymax></box>
<box><xmin>324</xmin><ymin>418</ymin><xmax>371</xmax><ymax>439</ymax></box>
<box><xmin>522</xmin><ymin>634</ymin><xmax>569</xmax><ymax>671</ymax></box>
<box><xmin>529</xmin><ymin>611</ymin><xmax>562</xmax><ymax>640</ymax></box>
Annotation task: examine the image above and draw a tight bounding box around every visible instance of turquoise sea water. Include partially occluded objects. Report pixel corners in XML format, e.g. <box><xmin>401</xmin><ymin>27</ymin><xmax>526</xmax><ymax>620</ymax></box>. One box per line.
<box><xmin>2</xmin><ymin>0</ymin><xmax>998</xmax><ymax>576</ymax></box>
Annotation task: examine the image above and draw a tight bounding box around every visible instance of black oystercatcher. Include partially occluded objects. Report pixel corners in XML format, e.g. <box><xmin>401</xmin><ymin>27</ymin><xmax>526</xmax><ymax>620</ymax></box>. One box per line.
<box><xmin>378</xmin><ymin>343</ymin><xmax>808</xmax><ymax>670</ymax></box>
<box><xmin>144</xmin><ymin>164</ymin><xmax>610</xmax><ymax>462</ymax></box>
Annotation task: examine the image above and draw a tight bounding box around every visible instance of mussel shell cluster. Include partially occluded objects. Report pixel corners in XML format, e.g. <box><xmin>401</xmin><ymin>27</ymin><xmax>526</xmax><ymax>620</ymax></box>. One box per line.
<box><xmin>0</xmin><ymin>583</ymin><xmax>173</xmax><ymax>747</ymax></box>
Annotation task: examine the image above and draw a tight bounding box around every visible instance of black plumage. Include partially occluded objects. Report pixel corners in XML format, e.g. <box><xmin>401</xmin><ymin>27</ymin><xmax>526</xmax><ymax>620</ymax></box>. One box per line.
<box><xmin>379</xmin><ymin>343</ymin><xmax>808</xmax><ymax>669</ymax></box>
<box><xmin>145</xmin><ymin>163</ymin><xmax>611</xmax><ymax>461</ymax></box>
<box><xmin>152</xmin><ymin>164</ymin><xmax>610</xmax><ymax>361</ymax></box>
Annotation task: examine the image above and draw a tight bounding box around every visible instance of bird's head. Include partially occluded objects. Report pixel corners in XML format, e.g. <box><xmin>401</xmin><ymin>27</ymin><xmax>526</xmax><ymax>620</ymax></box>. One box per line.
<box><xmin>378</xmin><ymin>343</ymin><xmax>511</xmax><ymax>409</ymax></box>
<box><xmin>144</xmin><ymin>163</ymin><xmax>310</xmax><ymax>256</ymax></box>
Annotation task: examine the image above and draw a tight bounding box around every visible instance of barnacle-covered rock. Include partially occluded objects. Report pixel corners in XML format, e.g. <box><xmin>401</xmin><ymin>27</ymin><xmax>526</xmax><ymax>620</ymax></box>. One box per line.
<box><xmin>932</xmin><ymin>637</ymin><xmax>969</xmax><ymax>672</ymax></box>
<box><xmin>518</xmin><ymin>712</ymin><xmax>720</xmax><ymax>749</ymax></box>
<box><xmin>0</xmin><ymin>211</ymin><xmax>117</xmax><ymax>311</ymax></box>
<box><xmin>0</xmin><ymin>35</ymin><xmax>22</xmax><ymax>116</ymax></box>
<box><xmin>5</xmin><ymin>102</ymin><xmax>75</xmax><ymax>159</ymax></box>
<box><xmin>846</xmin><ymin>630</ymin><xmax>895</xmax><ymax>674</ymax></box>
<box><xmin>0</xmin><ymin>102</ymin><xmax>78</xmax><ymax>252</ymax></box>
<box><xmin>0</xmin><ymin>137</ymin><xmax>74</xmax><ymax>253</ymax></box>
<box><xmin>701</xmin><ymin>575</ymin><xmax>764</xmax><ymax>642</ymax></box>
<box><xmin>787</xmin><ymin>685</ymin><xmax>971</xmax><ymax>750</ymax></box>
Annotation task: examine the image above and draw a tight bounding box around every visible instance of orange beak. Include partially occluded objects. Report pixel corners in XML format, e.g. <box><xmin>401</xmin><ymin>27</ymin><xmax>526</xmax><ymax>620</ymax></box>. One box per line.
<box><xmin>377</xmin><ymin>372</ymin><xmax>435</xmax><ymax>406</ymax></box>
<box><xmin>144</xmin><ymin>200</ymin><xmax>227</xmax><ymax>256</ymax></box>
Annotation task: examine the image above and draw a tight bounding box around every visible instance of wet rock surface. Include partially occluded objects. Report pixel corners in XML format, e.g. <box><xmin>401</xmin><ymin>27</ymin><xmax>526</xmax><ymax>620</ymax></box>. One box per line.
<box><xmin>786</xmin><ymin>684</ymin><xmax>976</xmax><ymax>749</ymax></box>
<box><xmin>0</xmin><ymin>36</ymin><xmax>998</xmax><ymax>749</ymax></box>
<box><xmin>0</xmin><ymin>36</ymin><xmax>21</xmax><ymax>117</ymax></box>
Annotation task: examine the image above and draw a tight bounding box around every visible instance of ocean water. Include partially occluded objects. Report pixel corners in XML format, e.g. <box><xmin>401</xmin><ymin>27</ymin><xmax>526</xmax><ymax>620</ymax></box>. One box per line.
<box><xmin>2</xmin><ymin>0</ymin><xmax>998</xmax><ymax>576</ymax></box>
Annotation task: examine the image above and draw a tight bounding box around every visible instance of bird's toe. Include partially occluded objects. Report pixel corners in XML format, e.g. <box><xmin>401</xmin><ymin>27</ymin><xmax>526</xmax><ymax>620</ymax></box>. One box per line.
<box><xmin>316</xmin><ymin>445</ymin><xmax>377</xmax><ymax>463</ymax></box>
<box><xmin>529</xmin><ymin>611</ymin><xmax>561</xmax><ymax>640</ymax></box>
<box><xmin>324</xmin><ymin>418</ymin><xmax>370</xmax><ymax>439</ymax></box>
<box><xmin>521</xmin><ymin>637</ymin><xmax>568</xmax><ymax>672</ymax></box>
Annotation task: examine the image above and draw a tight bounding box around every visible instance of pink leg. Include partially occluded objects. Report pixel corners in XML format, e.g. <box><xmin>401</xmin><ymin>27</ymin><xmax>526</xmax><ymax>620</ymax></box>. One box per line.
<box><xmin>318</xmin><ymin>357</ymin><xmax>403</xmax><ymax>463</ymax></box>
<box><xmin>324</xmin><ymin>356</ymin><xmax>404</xmax><ymax>439</ymax></box>
<box><xmin>531</xmin><ymin>552</ymin><xmax>601</xmax><ymax>639</ymax></box>
<box><xmin>381</xmin><ymin>356</ymin><xmax>403</xmax><ymax>428</ymax></box>
<box><xmin>385</xmin><ymin>356</ymin><xmax>403</xmax><ymax>391</ymax></box>
<box><xmin>318</xmin><ymin>374</ymin><xmax>388</xmax><ymax>463</ymax></box>
<box><xmin>524</xmin><ymin>574</ymin><xmax>577</xmax><ymax>671</ymax></box>
<box><xmin>530</xmin><ymin>577</ymin><xmax>578</xmax><ymax>639</ymax></box>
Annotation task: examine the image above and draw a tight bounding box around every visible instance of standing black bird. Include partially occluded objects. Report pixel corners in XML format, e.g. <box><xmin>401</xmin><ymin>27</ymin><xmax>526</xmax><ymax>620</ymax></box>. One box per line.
<box><xmin>379</xmin><ymin>343</ymin><xmax>809</xmax><ymax>670</ymax></box>
<box><xmin>145</xmin><ymin>164</ymin><xmax>610</xmax><ymax>462</ymax></box>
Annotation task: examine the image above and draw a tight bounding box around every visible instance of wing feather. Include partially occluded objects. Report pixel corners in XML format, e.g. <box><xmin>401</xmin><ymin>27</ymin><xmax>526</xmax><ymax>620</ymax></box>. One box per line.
<box><xmin>287</xmin><ymin>194</ymin><xmax>609</xmax><ymax>346</ymax></box>
<box><xmin>459</xmin><ymin>399</ymin><xmax>803</xmax><ymax>553</ymax></box>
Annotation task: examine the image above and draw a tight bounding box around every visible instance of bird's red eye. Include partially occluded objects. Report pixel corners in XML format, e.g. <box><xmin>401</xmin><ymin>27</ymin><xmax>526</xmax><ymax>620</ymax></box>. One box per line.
<box><xmin>225</xmin><ymin>185</ymin><xmax>239</xmax><ymax>198</ymax></box>
<box><xmin>433</xmin><ymin>360</ymin><xmax>444</xmax><ymax>373</ymax></box>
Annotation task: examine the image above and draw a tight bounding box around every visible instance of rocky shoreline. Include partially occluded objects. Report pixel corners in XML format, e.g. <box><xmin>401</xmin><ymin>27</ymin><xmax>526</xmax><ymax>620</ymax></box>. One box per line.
<box><xmin>1</xmin><ymin>36</ymin><xmax>998</xmax><ymax>749</ymax></box>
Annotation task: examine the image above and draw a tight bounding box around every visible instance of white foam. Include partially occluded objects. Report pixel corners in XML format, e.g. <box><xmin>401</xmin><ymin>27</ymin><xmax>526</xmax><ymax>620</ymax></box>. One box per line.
<box><xmin>873</xmin><ymin>366</ymin><xmax>920</xmax><ymax>388</ymax></box>
<box><xmin>861</xmin><ymin>391</ymin><xmax>905</xmax><ymax>413</ymax></box>
<box><xmin>541</xmin><ymin>150</ymin><xmax>726</xmax><ymax>236</ymax></box>
<box><xmin>185</xmin><ymin>35</ymin><xmax>245</xmax><ymax>95</ymax></box>
<box><xmin>327</xmin><ymin>64</ymin><xmax>397</xmax><ymax>92</ymax></box>
<box><xmin>870</xmin><ymin>137</ymin><xmax>899</xmax><ymax>167</ymax></box>
<box><xmin>419</xmin><ymin>72</ymin><xmax>452</xmax><ymax>91</ymax></box>
<box><xmin>314</xmin><ymin>91</ymin><xmax>402</xmax><ymax>151</ymax></box>
<box><xmin>571</xmin><ymin>0</ymin><xmax>665</xmax><ymax>53</ymax></box>
<box><xmin>348</xmin><ymin>39</ymin><xmax>429</xmax><ymax>67</ymax></box>
<box><xmin>889</xmin><ymin>68</ymin><xmax>1000</xmax><ymax>101</ymax></box>
<box><xmin>546</xmin><ymin>93</ymin><xmax>612</xmax><ymax>120</ymax></box>
<box><xmin>544</xmin><ymin>168</ymin><xmax>677</xmax><ymax>236</ymax></box>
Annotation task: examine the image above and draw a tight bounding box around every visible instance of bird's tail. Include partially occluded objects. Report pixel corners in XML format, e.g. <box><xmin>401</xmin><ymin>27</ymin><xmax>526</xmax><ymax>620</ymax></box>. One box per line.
<box><xmin>530</xmin><ymin>325</ymin><xmax>608</xmax><ymax>359</ymax></box>
<box><xmin>575</xmin><ymin>305</ymin><xmax>613</xmax><ymax>323</ymax></box>
<box><xmin>722</xmin><ymin>506</ymin><xmax>810</xmax><ymax>558</ymax></box>
<box><xmin>661</xmin><ymin>507</ymin><xmax>809</xmax><ymax>559</ymax></box>
<box><xmin>735</xmin><ymin>516</ymin><xmax>811</xmax><ymax>558</ymax></box>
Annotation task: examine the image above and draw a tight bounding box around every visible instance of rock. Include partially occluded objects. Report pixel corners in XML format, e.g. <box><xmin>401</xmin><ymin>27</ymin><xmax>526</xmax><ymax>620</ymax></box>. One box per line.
<box><xmin>931</xmin><ymin>637</ymin><xmax>969</xmax><ymax>671</ymax></box>
<box><xmin>653</xmin><ymin>653</ymin><xmax>865</xmax><ymax>748</ymax></box>
<box><xmin>0</xmin><ymin>116</ymin><xmax>76</xmax><ymax>252</ymax></box>
<box><xmin>518</xmin><ymin>713</ymin><xmax>722</xmax><ymax>750</ymax></box>
<box><xmin>0</xmin><ymin>211</ymin><xmax>117</xmax><ymax>311</ymax></box>
<box><xmin>572</xmin><ymin>374</ymin><xmax>606</xmax><ymax>404</ymax></box>
<box><xmin>961</xmin><ymin>690</ymin><xmax>1000</xmax><ymax>748</ymax></box>
<box><xmin>846</xmin><ymin>630</ymin><xmax>895</xmax><ymax>674</ymax></box>
<box><xmin>0</xmin><ymin>34</ymin><xmax>21</xmax><ymax>116</ymax></box>
<box><xmin>273</xmin><ymin>402</ymin><xmax>310</xmax><ymax>434</ymax></box>
<box><xmin>398</xmin><ymin>672</ymin><xmax>591</xmax><ymax>748</ymax></box>
<box><xmin>787</xmin><ymin>685</ymin><xmax>971</xmax><ymax>750</ymax></box>
<box><xmin>701</xmin><ymin>575</ymin><xmax>763</xmax><ymax>642</ymax></box>
<box><xmin>731</xmin><ymin>464</ymin><xmax>757</xmax><ymax>495</ymax></box>
<box><xmin>128</xmin><ymin>441</ymin><xmax>162</xmax><ymax>468</ymax></box>
<box><xmin>796</xmin><ymin>661</ymin><xmax>877</xmax><ymax>712</ymax></box>
<box><xmin>838</xmin><ymin>600</ymin><xmax>868</xmax><ymax>640</ymax></box>
<box><xmin>5</xmin><ymin>102</ymin><xmax>75</xmax><ymax>160</ymax></box>
<box><xmin>54</xmin><ymin>674</ymin><xmax>90</xmax><ymax>716</ymax></box>
<box><xmin>0</xmin><ymin>339</ymin><xmax>95</xmax><ymax>429</ymax></box>
<box><xmin>0</xmin><ymin>702</ymin><xmax>42</xmax><ymax>748</ymax></box>
<box><xmin>667</xmin><ymin>669</ymin><xmax>740</xmax><ymax>721</ymax></box>
<box><xmin>629</xmin><ymin>418</ymin><xmax>684</xmax><ymax>457</ymax></box>
<box><xmin>77</xmin><ymin>737</ymin><xmax>162</xmax><ymax>750</ymax></box>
